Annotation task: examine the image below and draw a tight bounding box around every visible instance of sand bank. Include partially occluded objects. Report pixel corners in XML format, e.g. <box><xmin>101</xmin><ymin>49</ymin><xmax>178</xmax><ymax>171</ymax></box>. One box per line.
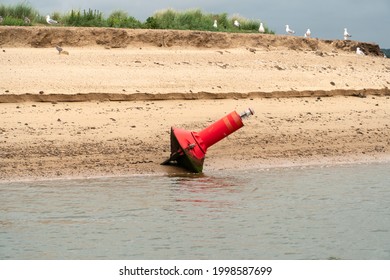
<box><xmin>1</xmin><ymin>27</ymin><xmax>389</xmax><ymax>181</ymax></box>
<box><xmin>1</xmin><ymin>96</ymin><xmax>389</xmax><ymax>181</ymax></box>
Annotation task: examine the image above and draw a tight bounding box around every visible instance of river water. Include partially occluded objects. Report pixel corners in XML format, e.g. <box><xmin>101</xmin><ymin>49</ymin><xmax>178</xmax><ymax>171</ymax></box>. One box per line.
<box><xmin>1</xmin><ymin>162</ymin><xmax>389</xmax><ymax>260</ymax></box>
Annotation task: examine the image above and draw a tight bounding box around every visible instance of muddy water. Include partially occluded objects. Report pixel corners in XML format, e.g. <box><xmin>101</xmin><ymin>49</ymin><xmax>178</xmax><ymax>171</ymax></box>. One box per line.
<box><xmin>1</xmin><ymin>162</ymin><xmax>389</xmax><ymax>259</ymax></box>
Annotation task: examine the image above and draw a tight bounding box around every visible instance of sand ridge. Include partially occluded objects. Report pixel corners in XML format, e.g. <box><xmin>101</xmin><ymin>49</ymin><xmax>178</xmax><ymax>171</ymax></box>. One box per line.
<box><xmin>0</xmin><ymin>26</ymin><xmax>384</xmax><ymax>54</ymax></box>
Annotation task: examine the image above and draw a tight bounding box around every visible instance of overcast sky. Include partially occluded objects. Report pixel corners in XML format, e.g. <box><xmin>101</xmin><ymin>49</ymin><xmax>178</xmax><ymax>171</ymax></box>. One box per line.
<box><xmin>4</xmin><ymin>0</ymin><xmax>390</xmax><ymax>47</ymax></box>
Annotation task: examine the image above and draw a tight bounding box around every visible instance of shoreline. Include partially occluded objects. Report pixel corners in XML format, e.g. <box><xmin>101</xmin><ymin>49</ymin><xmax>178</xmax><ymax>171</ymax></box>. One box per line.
<box><xmin>2</xmin><ymin>155</ymin><xmax>390</xmax><ymax>184</ymax></box>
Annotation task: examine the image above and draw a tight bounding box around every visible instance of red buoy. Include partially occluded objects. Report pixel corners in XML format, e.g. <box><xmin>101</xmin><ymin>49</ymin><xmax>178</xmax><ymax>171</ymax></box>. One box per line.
<box><xmin>162</xmin><ymin>108</ymin><xmax>254</xmax><ymax>172</ymax></box>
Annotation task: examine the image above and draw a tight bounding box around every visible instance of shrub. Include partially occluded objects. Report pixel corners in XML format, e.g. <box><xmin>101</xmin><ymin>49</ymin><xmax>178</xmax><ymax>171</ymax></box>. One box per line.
<box><xmin>145</xmin><ymin>16</ymin><xmax>158</xmax><ymax>29</ymax></box>
<box><xmin>1</xmin><ymin>17</ymin><xmax>25</xmax><ymax>26</ymax></box>
<box><xmin>63</xmin><ymin>9</ymin><xmax>106</xmax><ymax>27</ymax></box>
<box><xmin>0</xmin><ymin>3</ymin><xmax>275</xmax><ymax>34</ymax></box>
<box><xmin>148</xmin><ymin>9</ymin><xmax>274</xmax><ymax>33</ymax></box>
<box><xmin>0</xmin><ymin>1</ymin><xmax>39</xmax><ymax>25</ymax></box>
<box><xmin>107</xmin><ymin>10</ymin><xmax>142</xmax><ymax>28</ymax></box>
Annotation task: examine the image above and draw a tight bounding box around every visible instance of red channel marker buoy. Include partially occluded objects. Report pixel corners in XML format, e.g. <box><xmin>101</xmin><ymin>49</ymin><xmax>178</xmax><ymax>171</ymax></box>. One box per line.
<box><xmin>162</xmin><ymin>108</ymin><xmax>254</xmax><ymax>172</ymax></box>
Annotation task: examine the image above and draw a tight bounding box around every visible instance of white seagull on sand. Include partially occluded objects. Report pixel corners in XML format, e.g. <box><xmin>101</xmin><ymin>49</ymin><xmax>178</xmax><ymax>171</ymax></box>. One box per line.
<box><xmin>344</xmin><ymin>28</ymin><xmax>352</xmax><ymax>40</ymax></box>
<box><xmin>259</xmin><ymin>22</ymin><xmax>265</xmax><ymax>33</ymax></box>
<box><xmin>304</xmin><ymin>28</ymin><xmax>311</xmax><ymax>38</ymax></box>
<box><xmin>213</xmin><ymin>19</ymin><xmax>217</xmax><ymax>28</ymax></box>
<box><xmin>46</xmin><ymin>15</ymin><xmax>58</xmax><ymax>25</ymax></box>
<box><xmin>234</xmin><ymin>20</ymin><xmax>240</xmax><ymax>28</ymax></box>
<box><xmin>356</xmin><ymin>47</ymin><xmax>365</xmax><ymax>56</ymax></box>
<box><xmin>285</xmin><ymin>25</ymin><xmax>295</xmax><ymax>35</ymax></box>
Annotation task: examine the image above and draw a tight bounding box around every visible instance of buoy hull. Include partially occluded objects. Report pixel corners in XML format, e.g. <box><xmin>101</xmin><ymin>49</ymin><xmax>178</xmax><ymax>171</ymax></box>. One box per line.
<box><xmin>161</xmin><ymin>127</ymin><xmax>205</xmax><ymax>173</ymax></box>
<box><xmin>161</xmin><ymin>109</ymin><xmax>252</xmax><ymax>173</ymax></box>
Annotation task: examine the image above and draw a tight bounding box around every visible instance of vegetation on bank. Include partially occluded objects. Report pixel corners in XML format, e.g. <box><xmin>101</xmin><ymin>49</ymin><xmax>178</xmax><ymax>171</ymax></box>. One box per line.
<box><xmin>0</xmin><ymin>2</ymin><xmax>273</xmax><ymax>34</ymax></box>
<box><xmin>0</xmin><ymin>2</ymin><xmax>39</xmax><ymax>25</ymax></box>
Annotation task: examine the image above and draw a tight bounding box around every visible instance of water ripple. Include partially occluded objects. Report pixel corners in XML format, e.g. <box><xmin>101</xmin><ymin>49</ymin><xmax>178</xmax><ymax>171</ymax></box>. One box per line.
<box><xmin>0</xmin><ymin>162</ymin><xmax>389</xmax><ymax>259</ymax></box>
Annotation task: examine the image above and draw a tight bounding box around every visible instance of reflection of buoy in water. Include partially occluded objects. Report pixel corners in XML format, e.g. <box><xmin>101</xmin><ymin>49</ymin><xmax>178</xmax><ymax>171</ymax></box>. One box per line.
<box><xmin>162</xmin><ymin>108</ymin><xmax>254</xmax><ymax>173</ymax></box>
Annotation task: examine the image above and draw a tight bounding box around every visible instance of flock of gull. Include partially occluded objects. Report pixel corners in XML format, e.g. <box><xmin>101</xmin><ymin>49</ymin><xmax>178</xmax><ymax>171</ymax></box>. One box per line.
<box><xmin>214</xmin><ymin>19</ymin><xmax>354</xmax><ymax>42</ymax></box>
<box><xmin>214</xmin><ymin>19</ymin><xmax>367</xmax><ymax>56</ymax></box>
<box><xmin>0</xmin><ymin>14</ymin><xmax>373</xmax><ymax>56</ymax></box>
<box><xmin>285</xmin><ymin>24</ymin><xmax>353</xmax><ymax>41</ymax></box>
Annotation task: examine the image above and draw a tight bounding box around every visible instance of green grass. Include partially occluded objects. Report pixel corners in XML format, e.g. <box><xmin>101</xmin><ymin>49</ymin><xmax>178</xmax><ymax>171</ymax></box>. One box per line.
<box><xmin>62</xmin><ymin>9</ymin><xmax>106</xmax><ymax>27</ymax></box>
<box><xmin>0</xmin><ymin>2</ymin><xmax>38</xmax><ymax>25</ymax></box>
<box><xmin>107</xmin><ymin>11</ymin><xmax>143</xmax><ymax>28</ymax></box>
<box><xmin>146</xmin><ymin>9</ymin><xmax>273</xmax><ymax>33</ymax></box>
<box><xmin>0</xmin><ymin>3</ymin><xmax>274</xmax><ymax>34</ymax></box>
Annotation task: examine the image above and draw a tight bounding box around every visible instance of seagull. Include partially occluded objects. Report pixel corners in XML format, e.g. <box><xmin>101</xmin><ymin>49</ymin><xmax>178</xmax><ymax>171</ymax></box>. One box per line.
<box><xmin>213</xmin><ymin>19</ymin><xmax>218</xmax><ymax>28</ymax></box>
<box><xmin>304</xmin><ymin>28</ymin><xmax>311</xmax><ymax>38</ymax></box>
<box><xmin>24</xmin><ymin>17</ymin><xmax>31</xmax><ymax>24</ymax></box>
<box><xmin>234</xmin><ymin>20</ymin><xmax>240</xmax><ymax>28</ymax></box>
<box><xmin>259</xmin><ymin>22</ymin><xmax>265</xmax><ymax>33</ymax></box>
<box><xmin>344</xmin><ymin>28</ymin><xmax>352</xmax><ymax>40</ymax></box>
<box><xmin>285</xmin><ymin>24</ymin><xmax>295</xmax><ymax>35</ymax></box>
<box><xmin>46</xmin><ymin>15</ymin><xmax>58</xmax><ymax>25</ymax></box>
<box><xmin>356</xmin><ymin>47</ymin><xmax>365</xmax><ymax>55</ymax></box>
<box><xmin>55</xmin><ymin>45</ymin><xmax>63</xmax><ymax>54</ymax></box>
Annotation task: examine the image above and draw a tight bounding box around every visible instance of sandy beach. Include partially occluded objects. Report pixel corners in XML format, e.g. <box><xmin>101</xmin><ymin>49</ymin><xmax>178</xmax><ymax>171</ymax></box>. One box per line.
<box><xmin>1</xmin><ymin>27</ymin><xmax>390</xmax><ymax>181</ymax></box>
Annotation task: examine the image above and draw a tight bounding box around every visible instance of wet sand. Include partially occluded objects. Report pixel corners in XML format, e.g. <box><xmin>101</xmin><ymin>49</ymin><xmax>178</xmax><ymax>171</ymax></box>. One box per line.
<box><xmin>1</xmin><ymin>96</ymin><xmax>390</xmax><ymax>181</ymax></box>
